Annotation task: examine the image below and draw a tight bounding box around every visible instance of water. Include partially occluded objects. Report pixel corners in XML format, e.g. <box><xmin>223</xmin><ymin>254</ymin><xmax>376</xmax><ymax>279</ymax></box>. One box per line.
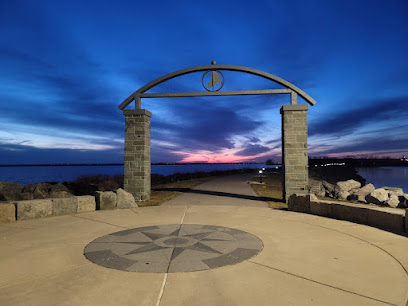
<box><xmin>0</xmin><ymin>164</ymin><xmax>280</xmax><ymax>185</ymax></box>
<box><xmin>2</xmin><ymin>165</ymin><xmax>406</xmax><ymax>192</ymax></box>
<box><xmin>356</xmin><ymin>167</ymin><xmax>408</xmax><ymax>193</ymax></box>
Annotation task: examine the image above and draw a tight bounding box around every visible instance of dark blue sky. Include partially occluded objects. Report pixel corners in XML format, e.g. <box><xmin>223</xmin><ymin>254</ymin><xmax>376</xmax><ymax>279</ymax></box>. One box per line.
<box><xmin>1</xmin><ymin>0</ymin><xmax>407</xmax><ymax>164</ymax></box>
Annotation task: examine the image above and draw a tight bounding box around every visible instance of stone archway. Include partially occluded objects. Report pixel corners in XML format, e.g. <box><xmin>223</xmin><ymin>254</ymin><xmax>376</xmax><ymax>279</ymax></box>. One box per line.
<box><xmin>118</xmin><ymin>62</ymin><xmax>316</xmax><ymax>202</ymax></box>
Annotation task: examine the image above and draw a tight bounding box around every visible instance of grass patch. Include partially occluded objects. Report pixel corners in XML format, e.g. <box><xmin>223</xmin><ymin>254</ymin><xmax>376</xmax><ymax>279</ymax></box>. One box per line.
<box><xmin>249</xmin><ymin>171</ymin><xmax>287</xmax><ymax>209</ymax></box>
<box><xmin>137</xmin><ymin>177</ymin><xmax>215</xmax><ymax>207</ymax></box>
<box><xmin>65</xmin><ymin>169</ymin><xmax>288</xmax><ymax>208</ymax></box>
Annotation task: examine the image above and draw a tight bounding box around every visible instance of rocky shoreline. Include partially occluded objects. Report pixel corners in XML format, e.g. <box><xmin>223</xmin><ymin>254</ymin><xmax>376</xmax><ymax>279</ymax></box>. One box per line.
<box><xmin>0</xmin><ymin>169</ymin><xmax>256</xmax><ymax>202</ymax></box>
<box><xmin>1</xmin><ymin>167</ymin><xmax>407</xmax><ymax>209</ymax></box>
<box><xmin>309</xmin><ymin>179</ymin><xmax>408</xmax><ymax>209</ymax></box>
<box><xmin>308</xmin><ymin>166</ymin><xmax>407</xmax><ymax>208</ymax></box>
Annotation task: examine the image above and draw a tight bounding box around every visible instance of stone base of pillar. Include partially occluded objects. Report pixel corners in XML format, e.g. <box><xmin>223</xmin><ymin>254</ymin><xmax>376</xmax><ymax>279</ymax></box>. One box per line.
<box><xmin>123</xmin><ymin>109</ymin><xmax>152</xmax><ymax>201</ymax></box>
<box><xmin>281</xmin><ymin>105</ymin><xmax>309</xmax><ymax>202</ymax></box>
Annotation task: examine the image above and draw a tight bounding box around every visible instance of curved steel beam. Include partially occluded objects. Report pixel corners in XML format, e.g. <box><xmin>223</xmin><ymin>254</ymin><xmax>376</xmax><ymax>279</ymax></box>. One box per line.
<box><xmin>118</xmin><ymin>64</ymin><xmax>316</xmax><ymax>109</ymax></box>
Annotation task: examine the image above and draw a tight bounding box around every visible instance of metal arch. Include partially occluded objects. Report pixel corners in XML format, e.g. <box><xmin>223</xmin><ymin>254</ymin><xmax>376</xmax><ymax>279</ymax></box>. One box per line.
<box><xmin>118</xmin><ymin>64</ymin><xmax>316</xmax><ymax>110</ymax></box>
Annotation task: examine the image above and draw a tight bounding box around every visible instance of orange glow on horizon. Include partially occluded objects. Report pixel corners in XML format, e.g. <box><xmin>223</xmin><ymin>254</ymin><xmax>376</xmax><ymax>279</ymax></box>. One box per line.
<box><xmin>174</xmin><ymin>149</ymin><xmax>278</xmax><ymax>163</ymax></box>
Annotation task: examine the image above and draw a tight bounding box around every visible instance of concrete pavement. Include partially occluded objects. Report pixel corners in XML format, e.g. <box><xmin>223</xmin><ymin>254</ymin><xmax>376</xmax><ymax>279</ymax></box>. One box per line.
<box><xmin>0</xmin><ymin>174</ymin><xmax>407</xmax><ymax>305</ymax></box>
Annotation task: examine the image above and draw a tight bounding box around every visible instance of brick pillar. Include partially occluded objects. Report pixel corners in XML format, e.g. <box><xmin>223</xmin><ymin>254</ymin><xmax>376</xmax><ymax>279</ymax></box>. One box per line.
<box><xmin>281</xmin><ymin>105</ymin><xmax>309</xmax><ymax>202</ymax></box>
<box><xmin>123</xmin><ymin>109</ymin><xmax>152</xmax><ymax>201</ymax></box>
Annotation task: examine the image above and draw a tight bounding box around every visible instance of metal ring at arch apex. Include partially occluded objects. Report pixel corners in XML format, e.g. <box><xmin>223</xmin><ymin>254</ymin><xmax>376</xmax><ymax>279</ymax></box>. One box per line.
<box><xmin>201</xmin><ymin>70</ymin><xmax>225</xmax><ymax>92</ymax></box>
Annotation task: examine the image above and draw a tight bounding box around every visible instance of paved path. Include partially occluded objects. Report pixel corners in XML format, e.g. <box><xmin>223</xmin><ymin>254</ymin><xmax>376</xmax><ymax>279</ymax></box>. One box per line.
<box><xmin>1</xmin><ymin>174</ymin><xmax>408</xmax><ymax>305</ymax></box>
<box><xmin>161</xmin><ymin>173</ymin><xmax>269</xmax><ymax>207</ymax></box>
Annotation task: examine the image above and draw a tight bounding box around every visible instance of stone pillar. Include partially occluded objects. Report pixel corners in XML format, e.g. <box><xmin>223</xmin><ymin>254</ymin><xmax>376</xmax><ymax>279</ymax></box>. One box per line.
<box><xmin>123</xmin><ymin>109</ymin><xmax>152</xmax><ymax>201</ymax></box>
<box><xmin>281</xmin><ymin>104</ymin><xmax>309</xmax><ymax>202</ymax></box>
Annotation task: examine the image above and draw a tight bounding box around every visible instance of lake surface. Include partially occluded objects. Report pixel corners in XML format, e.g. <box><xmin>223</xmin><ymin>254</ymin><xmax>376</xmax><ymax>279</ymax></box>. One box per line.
<box><xmin>1</xmin><ymin>164</ymin><xmax>406</xmax><ymax>192</ymax></box>
<box><xmin>356</xmin><ymin>167</ymin><xmax>408</xmax><ymax>192</ymax></box>
<box><xmin>0</xmin><ymin>164</ymin><xmax>280</xmax><ymax>185</ymax></box>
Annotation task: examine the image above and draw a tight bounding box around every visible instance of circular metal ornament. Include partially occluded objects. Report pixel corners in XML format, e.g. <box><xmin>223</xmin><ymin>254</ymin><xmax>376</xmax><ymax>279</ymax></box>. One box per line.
<box><xmin>202</xmin><ymin>70</ymin><xmax>224</xmax><ymax>92</ymax></box>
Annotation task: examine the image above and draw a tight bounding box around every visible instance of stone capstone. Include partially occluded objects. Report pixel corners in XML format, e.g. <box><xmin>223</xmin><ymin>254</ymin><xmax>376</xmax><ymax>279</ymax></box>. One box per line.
<box><xmin>96</xmin><ymin>191</ymin><xmax>117</xmax><ymax>210</ymax></box>
<box><xmin>16</xmin><ymin>199</ymin><xmax>53</xmax><ymax>220</ymax></box>
<box><xmin>365</xmin><ymin>188</ymin><xmax>389</xmax><ymax>205</ymax></box>
<box><xmin>51</xmin><ymin>198</ymin><xmax>78</xmax><ymax>216</ymax></box>
<box><xmin>77</xmin><ymin>196</ymin><xmax>96</xmax><ymax>212</ymax></box>
<box><xmin>288</xmin><ymin>194</ymin><xmax>310</xmax><ymax>213</ymax></box>
<box><xmin>116</xmin><ymin>188</ymin><xmax>138</xmax><ymax>209</ymax></box>
<box><xmin>0</xmin><ymin>203</ymin><xmax>16</xmax><ymax>222</ymax></box>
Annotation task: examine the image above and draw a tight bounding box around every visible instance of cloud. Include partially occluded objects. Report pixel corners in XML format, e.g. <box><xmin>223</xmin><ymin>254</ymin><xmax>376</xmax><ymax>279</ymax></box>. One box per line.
<box><xmin>235</xmin><ymin>144</ymin><xmax>271</xmax><ymax>156</ymax></box>
<box><xmin>0</xmin><ymin>143</ymin><xmax>122</xmax><ymax>164</ymax></box>
<box><xmin>150</xmin><ymin>98</ymin><xmax>262</xmax><ymax>151</ymax></box>
<box><xmin>247</xmin><ymin>136</ymin><xmax>261</xmax><ymax>144</ymax></box>
<box><xmin>310</xmin><ymin>134</ymin><xmax>408</xmax><ymax>158</ymax></box>
<box><xmin>309</xmin><ymin>96</ymin><xmax>408</xmax><ymax>137</ymax></box>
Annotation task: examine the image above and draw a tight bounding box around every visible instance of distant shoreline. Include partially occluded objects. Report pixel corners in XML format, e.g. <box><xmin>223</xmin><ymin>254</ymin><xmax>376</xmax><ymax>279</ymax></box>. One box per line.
<box><xmin>0</xmin><ymin>162</ymin><xmax>267</xmax><ymax>167</ymax></box>
<box><xmin>1</xmin><ymin>158</ymin><xmax>407</xmax><ymax>168</ymax></box>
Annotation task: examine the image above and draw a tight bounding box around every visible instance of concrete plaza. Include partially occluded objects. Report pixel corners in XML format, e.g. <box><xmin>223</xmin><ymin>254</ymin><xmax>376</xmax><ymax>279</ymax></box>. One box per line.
<box><xmin>1</xmin><ymin>174</ymin><xmax>407</xmax><ymax>305</ymax></box>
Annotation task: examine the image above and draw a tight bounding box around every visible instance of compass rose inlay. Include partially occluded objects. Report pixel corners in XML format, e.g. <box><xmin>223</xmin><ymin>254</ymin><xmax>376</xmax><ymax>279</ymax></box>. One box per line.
<box><xmin>84</xmin><ymin>224</ymin><xmax>263</xmax><ymax>273</ymax></box>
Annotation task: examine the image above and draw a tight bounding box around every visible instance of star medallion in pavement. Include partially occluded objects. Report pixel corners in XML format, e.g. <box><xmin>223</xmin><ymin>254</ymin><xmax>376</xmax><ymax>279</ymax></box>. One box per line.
<box><xmin>84</xmin><ymin>224</ymin><xmax>263</xmax><ymax>273</ymax></box>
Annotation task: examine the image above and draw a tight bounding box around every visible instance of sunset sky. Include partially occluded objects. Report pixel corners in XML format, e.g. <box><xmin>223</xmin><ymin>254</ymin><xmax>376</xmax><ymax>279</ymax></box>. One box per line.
<box><xmin>1</xmin><ymin>0</ymin><xmax>407</xmax><ymax>164</ymax></box>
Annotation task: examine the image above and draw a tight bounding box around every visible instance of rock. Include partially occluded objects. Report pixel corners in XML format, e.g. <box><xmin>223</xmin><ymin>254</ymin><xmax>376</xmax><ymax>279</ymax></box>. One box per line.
<box><xmin>309</xmin><ymin>180</ymin><xmax>325</xmax><ymax>197</ymax></box>
<box><xmin>288</xmin><ymin>194</ymin><xmax>310</xmax><ymax>213</ymax></box>
<box><xmin>348</xmin><ymin>183</ymin><xmax>375</xmax><ymax>203</ymax></box>
<box><xmin>0</xmin><ymin>203</ymin><xmax>16</xmax><ymax>222</ymax></box>
<box><xmin>336</xmin><ymin>180</ymin><xmax>361</xmax><ymax>193</ymax></box>
<box><xmin>337</xmin><ymin>190</ymin><xmax>350</xmax><ymax>200</ymax></box>
<box><xmin>386</xmin><ymin>195</ymin><xmax>400</xmax><ymax>208</ymax></box>
<box><xmin>48</xmin><ymin>190</ymin><xmax>75</xmax><ymax>198</ymax></box>
<box><xmin>309</xmin><ymin>179</ymin><xmax>326</xmax><ymax>197</ymax></box>
<box><xmin>398</xmin><ymin>194</ymin><xmax>408</xmax><ymax>208</ymax></box>
<box><xmin>0</xmin><ymin>181</ymin><xmax>24</xmax><ymax>201</ymax></box>
<box><xmin>322</xmin><ymin>181</ymin><xmax>335</xmax><ymax>197</ymax></box>
<box><xmin>22</xmin><ymin>183</ymin><xmax>51</xmax><ymax>199</ymax></box>
<box><xmin>333</xmin><ymin>179</ymin><xmax>360</xmax><ymax>200</ymax></box>
<box><xmin>359</xmin><ymin>184</ymin><xmax>375</xmax><ymax>194</ymax></box>
<box><xmin>365</xmin><ymin>188</ymin><xmax>389</xmax><ymax>205</ymax></box>
<box><xmin>95</xmin><ymin>191</ymin><xmax>117</xmax><ymax>210</ymax></box>
<box><xmin>63</xmin><ymin>182</ymin><xmax>98</xmax><ymax>196</ymax></box>
<box><xmin>98</xmin><ymin>180</ymin><xmax>120</xmax><ymax>191</ymax></box>
<box><xmin>347</xmin><ymin>193</ymin><xmax>368</xmax><ymax>203</ymax></box>
<box><xmin>50</xmin><ymin>183</ymin><xmax>70</xmax><ymax>193</ymax></box>
<box><xmin>382</xmin><ymin>186</ymin><xmax>404</xmax><ymax>196</ymax></box>
<box><xmin>15</xmin><ymin>199</ymin><xmax>53</xmax><ymax>220</ymax></box>
<box><xmin>310</xmin><ymin>193</ymin><xmax>318</xmax><ymax>201</ymax></box>
<box><xmin>77</xmin><ymin>196</ymin><xmax>96</xmax><ymax>213</ymax></box>
<box><xmin>116</xmin><ymin>188</ymin><xmax>138</xmax><ymax>209</ymax></box>
<box><xmin>309</xmin><ymin>165</ymin><xmax>366</xmax><ymax>186</ymax></box>
<box><xmin>51</xmin><ymin>198</ymin><xmax>78</xmax><ymax>216</ymax></box>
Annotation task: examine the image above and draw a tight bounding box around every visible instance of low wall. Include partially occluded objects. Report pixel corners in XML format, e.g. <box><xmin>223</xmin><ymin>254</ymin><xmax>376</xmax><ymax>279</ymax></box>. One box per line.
<box><xmin>0</xmin><ymin>189</ymin><xmax>138</xmax><ymax>223</ymax></box>
<box><xmin>288</xmin><ymin>195</ymin><xmax>407</xmax><ymax>234</ymax></box>
<box><xmin>0</xmin><ymin>196</ymin><xmax>96</xmax><ymax>222</ymax></box>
